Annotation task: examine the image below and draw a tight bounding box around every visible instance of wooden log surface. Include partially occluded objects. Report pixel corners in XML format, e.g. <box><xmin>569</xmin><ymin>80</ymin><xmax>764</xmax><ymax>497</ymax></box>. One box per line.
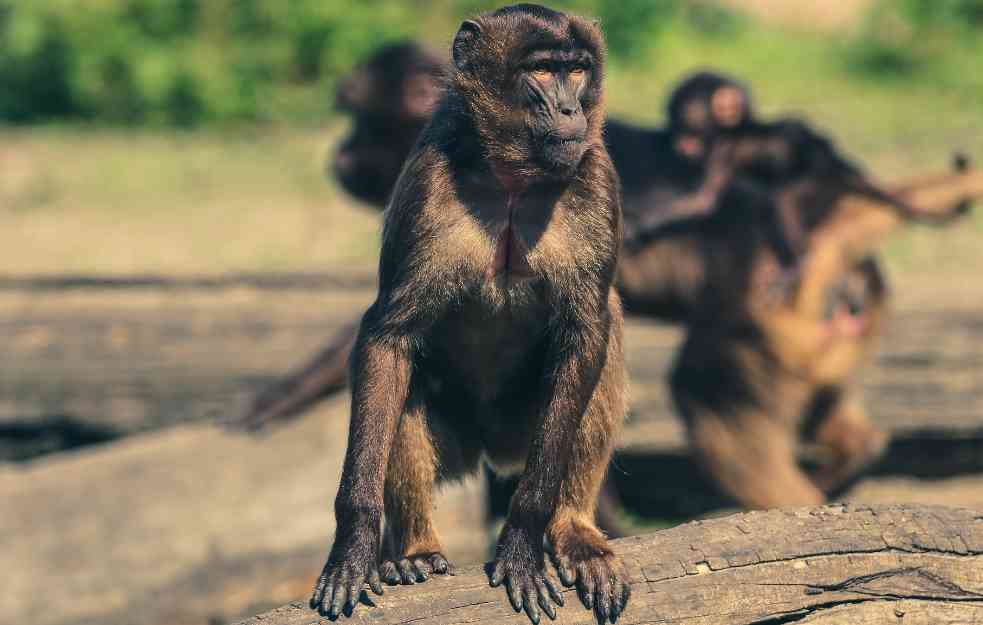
<box><xmin>235</xmin><ymin>504</ymin><xmax>983</xmax><ymax>625</ymax></box>
<box><xmin>3</xmin><ymin>413</ymin><xmax>983</xmax><ymax>625</ymax></box>
<box><xmin>0</xmin><ymin>404</ymin><xmax>488</xmax><ymax>625</ymax></box>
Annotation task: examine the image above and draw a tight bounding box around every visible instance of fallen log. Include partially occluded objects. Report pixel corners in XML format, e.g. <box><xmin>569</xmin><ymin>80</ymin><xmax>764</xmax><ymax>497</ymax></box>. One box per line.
<box><xmin>0</xmin><ymin>401</ymin><xmax>487</xmax><ymax>625</ymax></box>
<box><xmin>235</xmin><ymin>504</ymin><xmax>983</xmax><ymax>625</ymax></box>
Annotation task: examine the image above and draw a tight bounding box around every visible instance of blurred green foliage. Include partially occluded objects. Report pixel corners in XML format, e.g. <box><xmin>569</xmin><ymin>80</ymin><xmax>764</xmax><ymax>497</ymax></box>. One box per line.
<box><xmin>0</xmin><ymin>0</ymin><xmax>418</xmax><ymax>125</ymax></box>
<box><xmin>0</xmin><ymin>0</ymin><xmax>981</xmax><ymax>126</ymax></box>
<box><xmin>843</xmin><ymin>0</ymin><xmax>983</xmax><ymax>79</ymax></box>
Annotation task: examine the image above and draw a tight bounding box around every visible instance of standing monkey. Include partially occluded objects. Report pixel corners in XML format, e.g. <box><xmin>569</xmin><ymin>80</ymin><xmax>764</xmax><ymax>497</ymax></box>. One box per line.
<box><xmin>310</xmin><ymin>6</ymin><xmax>630</xmax><ymax>624</ymax></box>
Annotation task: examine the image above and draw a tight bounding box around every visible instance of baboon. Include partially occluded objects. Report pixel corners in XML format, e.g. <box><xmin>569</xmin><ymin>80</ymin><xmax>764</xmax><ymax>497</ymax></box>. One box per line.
<box><xmin>309</xmin><ymin>7</ymin><xmax>630</xmax><ymax>624</ymax></box>
<box><xmin>234</xmin><ymin>49</ymin><xmax>975</xmax><ymax>518</ymax></box>
<box><xmin>332</xmin><ymin>41</ymin><xmax>443</xmax><ymax>208</ymax></box>
<box><xmin>664</xmin><ymin>70</ymin><xmax>753</xmax><ymax>162</ymax></box>
<box><xmin>231</xmin><ymin>70</ymin><xmax>771</xmax><ymax>430</ymax></box>
<box><xmin>667</xmin><ymin>158</ymin><xmax>982</xmax><ymax>508</ymax></box>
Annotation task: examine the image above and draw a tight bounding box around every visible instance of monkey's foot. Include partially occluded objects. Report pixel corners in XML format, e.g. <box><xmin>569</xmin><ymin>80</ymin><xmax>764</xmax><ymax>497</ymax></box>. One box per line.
<box><xmin>551</xmin><ymin>529</ymin><xmax>630</xmax><ymax>624</ymax></box>
<box><xmin>310</xmin><ymin>535</ymin><xmax>383</xmax><ymax>619</ymax></box>
<box><xmin>489</xmin><ymin>526</ymin><xmax>564</xmax><ymax>624</ymax></box>
<box><xmin>812</xmin><ymin>425</ymin><xmax>889</xmax><ymax>494</ymax></box>
<box><xmin>380</xmin><ymin>552</ymin><xmax>451</xmax><ymax>585</ymax></box>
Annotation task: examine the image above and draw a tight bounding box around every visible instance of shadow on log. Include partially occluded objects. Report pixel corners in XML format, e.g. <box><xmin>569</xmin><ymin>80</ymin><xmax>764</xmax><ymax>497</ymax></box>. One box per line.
<box><xmin>612</xmin><ymin>427</ymin><xmax>983</xmax><ymax>519</ymax></box>
<box><xmin>235</xmin><ymin>504</ymin><xmax>983</xmax><ymax>625</ymax></box>
<box><xmin>0</xmin><ymin>271</ymin><xmax>375</xmax><ymax>292</ymax></box>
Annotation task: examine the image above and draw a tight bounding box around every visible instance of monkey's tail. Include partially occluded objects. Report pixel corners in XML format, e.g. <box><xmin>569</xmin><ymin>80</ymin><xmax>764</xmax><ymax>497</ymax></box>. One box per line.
<box><xmin>884</xmin><ymin>153</ymin><xmax>982</xmax><ymax>225</ymax></box>
<box><xmin>221</xmin><ymin>321</ymin><xmax>358</xmax><ymax>433</ymax></box>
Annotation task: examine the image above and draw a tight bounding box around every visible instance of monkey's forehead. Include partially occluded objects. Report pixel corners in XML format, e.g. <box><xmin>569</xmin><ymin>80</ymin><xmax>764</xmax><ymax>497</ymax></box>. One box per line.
<box><xmin>520</xmin><ymin>47</ymin><xmax>594</xmax><ymax>65</ymax></box>
<box><xmin>475</xmin><ymin>9</ymin><xmax>603</xmax><ymax>57</ymax></box>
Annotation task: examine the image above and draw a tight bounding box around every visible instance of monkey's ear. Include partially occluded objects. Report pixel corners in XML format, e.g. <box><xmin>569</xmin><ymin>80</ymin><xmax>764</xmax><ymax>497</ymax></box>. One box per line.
<box><xmin>452</xmin><ymin>19</ymin><xmax>482</xmax><ymax>71</ymax></box>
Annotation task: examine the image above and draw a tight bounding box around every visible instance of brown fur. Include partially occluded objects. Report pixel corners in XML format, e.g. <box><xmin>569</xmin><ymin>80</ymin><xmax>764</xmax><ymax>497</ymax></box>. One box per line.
<box><xmin>670</xmin><ymin>164</ymin><xmax>980</xmax><ymax>508</ymax></box>
<box><xmin>309</xmin><ymin>7</ymin><xmax>629</xmax><ymax>623</ymax></box>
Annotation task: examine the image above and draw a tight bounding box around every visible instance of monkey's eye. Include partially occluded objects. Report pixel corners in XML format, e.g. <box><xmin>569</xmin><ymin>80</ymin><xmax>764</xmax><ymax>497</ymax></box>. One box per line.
<box><xmin>568</xmin><ymin>66</ymin><xmax>587</xmax><ymax>82</ymax></box>
<box><xmin>529</xmin><ymin>63</ymin><xmax>554</xmax><ymax>82</ymax></box>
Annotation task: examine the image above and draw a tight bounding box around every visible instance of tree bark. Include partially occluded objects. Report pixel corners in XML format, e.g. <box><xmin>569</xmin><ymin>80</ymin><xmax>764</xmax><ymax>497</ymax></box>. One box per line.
<box><xmin>234</xmin><ymin>504</ymin><xmax>983</xmax><ymax>625</ymax></box>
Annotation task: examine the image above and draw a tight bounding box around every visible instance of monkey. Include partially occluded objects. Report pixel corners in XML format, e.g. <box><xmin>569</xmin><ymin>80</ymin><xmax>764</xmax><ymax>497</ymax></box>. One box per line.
<box><xmin>332</xmin><ymin>41</ymin><xmax>443</xmax><ymax>208</ymax></box>
<box><xmin>666</xmin><ymin>159</ymin><xmax>983</xmax><ymax>508</ymax></box>
<box><xmin>664</xmin><ymin>70</ymin><xmax>753</xmax><ymax>162</ymax></box>
<box><xmin>309</xmin><ymin>7</ymin><xmax>630</xmax><ymax>624</ymax></box>
<box><xmin>229</xmin><ymin>69</ymin><xmax>772</xmax><ymax>430</ymax></box>
<box><xmin>233</xmin><ymin>48</ymin><xmax>975</xmax><ymax>517</ymax></box>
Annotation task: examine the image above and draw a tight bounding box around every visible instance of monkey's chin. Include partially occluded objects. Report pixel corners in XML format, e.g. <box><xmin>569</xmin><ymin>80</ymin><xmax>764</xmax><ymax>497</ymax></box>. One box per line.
<box><xmin>540</xmin><ymin>140</ymin><xmax>586</xmax><ymax>177</ymax></box>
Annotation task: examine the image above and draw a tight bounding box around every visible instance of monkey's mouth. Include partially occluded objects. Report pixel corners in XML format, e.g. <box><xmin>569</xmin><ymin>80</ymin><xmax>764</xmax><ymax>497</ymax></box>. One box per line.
<box><xmin>542</xmin><ymin>133</ymin><xmax>586</xmax><ymax>171</ymax></box>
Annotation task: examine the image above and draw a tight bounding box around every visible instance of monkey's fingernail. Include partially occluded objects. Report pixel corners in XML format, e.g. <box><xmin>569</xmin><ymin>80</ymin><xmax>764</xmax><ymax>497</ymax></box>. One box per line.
<box><xmin>597</xmin><ymin>595</ymin><xmax>611</xmax><ymax>622</ymax></box>
<box><xmin>546</xmin><ymin>579</ymin><xmax>564</xmax><ymax>605</ymax></box>
<box><xmin>538</xmin><ymin>592</ymin><xmax>557</xmax><ymax>620</ymax></box>
<box><xmin>490</xmin><ymin>564</ymin><xmax>504</xmax><ymax>586</ymax></box>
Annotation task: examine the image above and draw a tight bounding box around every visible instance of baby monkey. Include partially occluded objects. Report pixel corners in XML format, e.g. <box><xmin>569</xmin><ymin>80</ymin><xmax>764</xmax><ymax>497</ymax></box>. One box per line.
<box><xmin>310</xmin><ymin>5</ymin><xmax>630</xmax><ymax>624</ymax></box>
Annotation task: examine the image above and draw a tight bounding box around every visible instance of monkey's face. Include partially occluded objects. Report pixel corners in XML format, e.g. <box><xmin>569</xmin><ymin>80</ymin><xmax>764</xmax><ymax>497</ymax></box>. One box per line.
<box><xmin>710</xmin><ymin>86</ymin><xmax>748</xmax><ymax>129</ymax></box>
<box><xmin>518</xmin><ymin>50</ymin><xmax>594</xmax><ymax>174</ymax></box>
<box><xmin>450</xmin><ymin>6</ymin><xmax>605</xmax><ymax>181</ymax></box>
<box><xmin>668</xmin><ymin>72</ymin><xmax>753</xmax><ymax>161</ymax></box>
<box><xmin>335</xmin><ymin>42</ymin><xmax>442</xmax><ymax>121</ymax></box>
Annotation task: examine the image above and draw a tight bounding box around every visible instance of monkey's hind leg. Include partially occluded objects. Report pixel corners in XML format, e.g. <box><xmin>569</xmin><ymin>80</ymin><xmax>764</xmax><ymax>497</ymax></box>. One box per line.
<box><xmin>670</xmin><ymin>335</ymin><xmax>827</xmax><ymax>509</ymax></box>
<box><xmin>546</xmin><ymin>304</ymin><xmax>631</xmax><ymax>623</ymax></box>
<box><xmin>380</xmin><ymin>400</ymin><xmax>472</xmax><ymax>585</ymax></box>
<box><xmin>806</xmin><ymin>387</ymin><xmax>888</xmax><ymax>496</ymax></box>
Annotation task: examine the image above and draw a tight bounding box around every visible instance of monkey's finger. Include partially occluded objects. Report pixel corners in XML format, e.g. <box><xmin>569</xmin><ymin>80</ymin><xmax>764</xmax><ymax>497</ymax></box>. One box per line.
<box><xmin>618</xmin><ymin>580</ymin><xmax>632</xmax><ymax>615</ymax></box>
<box><xmin>430</xmin><ymin>554</ymin><xmax>450</xmax><ymax>575</ymax></box>
<box><xmin>609</xmin><ymin>581</ymin><xmax>628</xmax><ymax>623</ymax></box>
<box><xmin>380</xmin><ymin>560</ymin><xmax>400</xmax><ymax>585</ymax></box>
<box><xmin>489</xmin><ymin>561</ymin><xmax>506</xmax><ymax>587</ymax></box>
<box><xmin>595</xmin><ymin>586</ymin><xmax>611</xmax><ymax>623</ymax></box>
<box><xmin>576</xmin><ymin>563</ymin><xmax>594</xmax><ymax>609</ymax></box>
<box><xmin>368</xmin><ymin>568</ymin><xmax>384</xmax><ymax>596</ymax></box>
<box><xmin>544</xmin><ymin>575</ymin><xmax>564</xmax><ymax>606</ymax></box>
<box><xmin>316</xmin><ymin>574</ymin><xmax>337</xmax><ymax>614</ymax></box>
<box><xmin>523</xmin><ymin>588</ymin><xmax>541</xmax><ymax>625</ymax></box>
<box><xmin>412</xmin><ymin>557</ymin><xmax>431</xmax><ymax>581</ymax></box>
<box><xmin>345</xmin><ymin>571</ymin><xmax>366</xmax><ymax>611</ymax></box>
<box><xmin>555</xmin><ymin>557</ymin><xmax>576</xmax><ymax>587</ymax></box>
<box><xmin>397</xmin><ymin>559</ymin><xmax>417</xmax><ymax>584</ymax></box>
<box><xmin>506</xmin><ymin>576</ymin><xmax>524</xmax><ymax>613</ymax></box>
<box><xmin>328</xmin><ymin>574</ymin><xmax>348</xmax><ymax>619</ymax></box>
<box><xmin>310</xmin><ymin>573</ymin><xmax>328</xmax><ymax>609</ymax></box>
<box><xmin>535</xmin><ymin>579</ymin><xmax>558</xmax><ymax>620</ymax></box>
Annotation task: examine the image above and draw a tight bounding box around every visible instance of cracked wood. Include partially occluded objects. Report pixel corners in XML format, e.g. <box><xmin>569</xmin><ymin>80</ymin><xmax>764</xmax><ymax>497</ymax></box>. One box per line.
<box><xmin>234</xmin><ymin>504</ymin><xmax>983</xmax><ymax>625</ymax></box>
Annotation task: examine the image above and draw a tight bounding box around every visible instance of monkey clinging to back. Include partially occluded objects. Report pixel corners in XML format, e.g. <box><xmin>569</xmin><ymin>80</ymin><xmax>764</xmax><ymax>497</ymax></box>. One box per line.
<box><xmin>309</xmin><ymin>5</ymin><xmax>630</xmax><ymax>624</ymax></box>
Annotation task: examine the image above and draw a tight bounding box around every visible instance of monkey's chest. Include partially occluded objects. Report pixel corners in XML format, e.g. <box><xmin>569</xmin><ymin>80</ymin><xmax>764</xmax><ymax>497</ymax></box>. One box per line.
<box><xmin>467</xmin><ymin>191</ymin><xmax>555</xmax><ymax>285</ymax></box>
<box><xmin>486</xmin><ymin>221</ymin><xmax>534</xmax><ymax>281</ymax></box>
<box><xmin>429</xmin><ymin>301</ymin><xmax>550</xmax><ymax>402</ymax></box>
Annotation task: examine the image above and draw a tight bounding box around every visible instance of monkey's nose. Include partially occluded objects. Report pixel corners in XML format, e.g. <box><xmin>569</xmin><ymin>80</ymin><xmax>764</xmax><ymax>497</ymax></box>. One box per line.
<box><xmin>560</xmin><ymin>106</ymin><xmax>575</xmax><ymax>116</ymax></box>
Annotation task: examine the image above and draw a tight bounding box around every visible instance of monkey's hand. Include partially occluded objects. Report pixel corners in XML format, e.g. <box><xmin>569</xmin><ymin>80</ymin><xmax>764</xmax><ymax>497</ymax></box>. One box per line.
<box><xmin>380</xmin><ymin>551</ymin><xmax>451</xmax><ymax>585</ymax></box>
<box><xmin>489</xmin><ymin>525</ymin><xmax>565</xmax><ymax>624</ymax></box>
<box><xmin>310</xmin><ymin>525</ymin><xmax>383</xmax><ymax>619</ymax></box>
<box><xmin>551</xmin><ymin>528</ymin><xmax>631</xmax><ymax>624</ymax></box>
